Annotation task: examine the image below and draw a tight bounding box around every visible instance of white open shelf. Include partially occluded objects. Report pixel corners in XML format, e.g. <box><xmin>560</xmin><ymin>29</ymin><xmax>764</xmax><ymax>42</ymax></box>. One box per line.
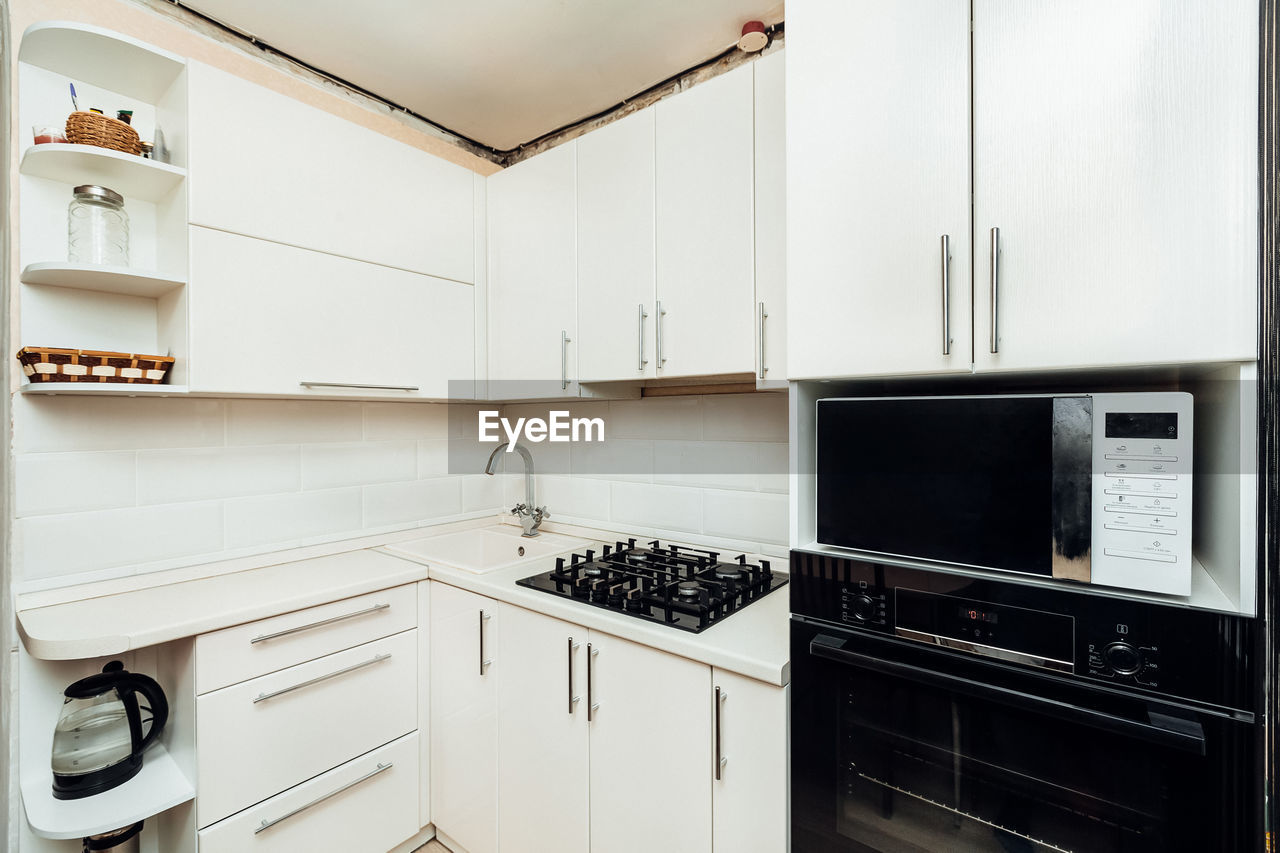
<box><xmin>21</xmin><ymin>144</ymin><xmax>185</xmax><ymax>202</ymax></box>
<box><xmin>21</xmin><ymin>742</ymin><xmax>194</xmax><ymax>840</ymax></box>
<box><xmin>18</xmin><ymin>21</ymin><xmax>185</xmax><ymax>103</ymax></box>
<box><xmin>22</xmin><ymin>262</ymin><xmax>185</xmax><ymax>298</ymax></box>
<box><xmin>20</xmin><ymin>382</ymin><xmax>188</xmax><ymax>397</ymax></box>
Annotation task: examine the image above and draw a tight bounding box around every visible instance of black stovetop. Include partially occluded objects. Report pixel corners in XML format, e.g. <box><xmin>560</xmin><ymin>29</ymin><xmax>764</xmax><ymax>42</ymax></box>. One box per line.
<box><xmin>517</xmin><ymin>539</ymin><xmax>787</xmax><ymax>633</ymax></box>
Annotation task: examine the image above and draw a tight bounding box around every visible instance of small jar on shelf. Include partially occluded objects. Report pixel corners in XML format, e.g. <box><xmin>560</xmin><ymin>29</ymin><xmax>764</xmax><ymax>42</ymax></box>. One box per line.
<box><xmin>67</xmin><ymin>184</ymin><xmax>129</xmax><ymax>266</ymax></box>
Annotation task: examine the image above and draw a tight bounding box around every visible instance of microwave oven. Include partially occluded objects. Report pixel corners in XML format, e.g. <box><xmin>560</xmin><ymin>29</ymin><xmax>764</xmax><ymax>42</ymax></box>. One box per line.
<box><xmin>815</xmin><ymin>392</ymin><xmax>1193</xmax><ymax>595</ymax></box>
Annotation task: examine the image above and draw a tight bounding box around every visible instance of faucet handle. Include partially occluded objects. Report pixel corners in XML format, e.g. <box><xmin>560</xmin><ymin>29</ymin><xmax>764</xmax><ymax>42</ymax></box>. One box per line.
<box><xmin>534</xmin><ymin>506</ymin><xmax>550</xmax><ymax>521</ymax></box>
<box><xmin>511</xmin><ymin>503</ymin><xmax>528</xmax><ymax>516</ymax></box>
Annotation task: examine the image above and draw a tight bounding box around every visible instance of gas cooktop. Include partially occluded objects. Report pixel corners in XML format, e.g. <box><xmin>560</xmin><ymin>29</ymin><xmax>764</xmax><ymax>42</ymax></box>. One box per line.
<box><xmin>516</xmin><ymin>539</ymin><xmax>787</xmax><ymax>633</ymax></box>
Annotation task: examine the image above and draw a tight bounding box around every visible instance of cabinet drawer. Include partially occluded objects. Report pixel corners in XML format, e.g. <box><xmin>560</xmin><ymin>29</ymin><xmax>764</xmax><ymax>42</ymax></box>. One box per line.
<box><xmin>197</xmin><ymin>630</ymin><xmax>417</xmax><ymax>828</ymax></box>
<box><xmin>196</xmin><ymin>584</ymin><xmax>417</xmax><ymax>694</ymax></box>
<box><xmin>199</xmin><ymin>733</ymin><xmax>420</xmax><ymax>853</ymax></box>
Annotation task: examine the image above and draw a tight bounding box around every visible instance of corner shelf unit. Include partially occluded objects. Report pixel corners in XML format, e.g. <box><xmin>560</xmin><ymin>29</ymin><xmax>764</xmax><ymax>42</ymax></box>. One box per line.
<box><xmin>20</xmin><ymin>144</ymin><xmax>186</xmax><ymax>202</ymax></box>
<box><xmin>19</xmin><ymin>382</ymin><xmax>189</xmax><ymax>397</ymax></box>
<box><xmin>22</xmin><ymin>262</ymin><xmax>185</xmax><ymax>298</ymax></box>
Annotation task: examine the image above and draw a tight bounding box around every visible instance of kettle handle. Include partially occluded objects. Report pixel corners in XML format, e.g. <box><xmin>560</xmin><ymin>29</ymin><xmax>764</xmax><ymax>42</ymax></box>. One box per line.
<box><xmin>121</xmin><ymin>673</ymin><xmax>169</xmax><ymax>751</ymax></box>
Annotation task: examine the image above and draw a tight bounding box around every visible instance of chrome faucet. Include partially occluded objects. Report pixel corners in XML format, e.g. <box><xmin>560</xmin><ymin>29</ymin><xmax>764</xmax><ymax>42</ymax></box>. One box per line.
<box><xmin>483</xmin><ymin>441</ymin><xmax>549</xmax><ymax>537</ymax></box>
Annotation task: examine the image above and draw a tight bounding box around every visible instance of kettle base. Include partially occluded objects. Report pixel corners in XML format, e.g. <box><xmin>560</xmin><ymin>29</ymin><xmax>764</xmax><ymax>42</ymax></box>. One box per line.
<box><xmin>52</xmin><ymin>752</ymin><xmax>144</xmax><ymax>800</ymax></box>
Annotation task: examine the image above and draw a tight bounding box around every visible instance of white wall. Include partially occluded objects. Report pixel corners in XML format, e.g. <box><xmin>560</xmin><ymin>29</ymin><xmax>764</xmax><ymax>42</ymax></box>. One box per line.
<box><xmin>10</xmin><ymin>395</ymin><xmax>505</xmax><ymax>591</ymax></box>
<box><xmin>500</xmin><ymin>392</ymin><xmax>789</xmax><ymax>556</ymax></box>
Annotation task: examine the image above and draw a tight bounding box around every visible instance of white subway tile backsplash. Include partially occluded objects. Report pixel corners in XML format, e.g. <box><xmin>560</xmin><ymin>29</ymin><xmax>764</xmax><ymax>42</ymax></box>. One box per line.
<box><xmin>607</xmin><ymin>397</ymin><xmax>702</xmax><ymax>440</ymax></box>
<box><xmin>301</xmin><ymin>441</ymin><xmax>417</xmax><ymax>490</ymax></box>
<box><xmin>13</xmin><ymin>396</ymin><xmax>225</xmax><ymax>453</ymax></box>
<box><xmin>461</xmin><ymin>474</ymin><xmax>506</xmax><ymax>512</ymax></box>
<box><xmin>227</xmin><ymin>400</ymin><xmax>363</xmax><ymax>445</ymax></box>
<box><xmin>225</xmin><ymin>488</ymin><xmax>363</xmax><ymax>550</ymax></box>
<box><xmin>703</xmin><ymin>393</ymin><xmax>788</xmax><ymax>442</ymax></box>
<box><xmin>702</xmin><ymin>489</ymin><xmax>789</xmax><ymax>545</ymax></box>
<box><xmin>756</xmin><ymin>442</ymin><xmax>790</xmax><ymax>493</ymax></box>
<box><xmin>570</xmin><ymin>439</ymin><xmax>652</xmax><ymax>482</ymax></box>
<box><xmin>363</xmin><ymin>402</ymin><xmax>450</xmax><ymax>441</ymax></box>
<box><xmin>14</xmin><ymin>452</ymin><xmax>136</xmax><ymax>517</ymax></box>
<box><xmin>137</xmin><ymin>445</ymin><xmax>301</xmax><ymax>505</ymax></box>
<box><xmin>364</xmin><ymin>478</ymin><xmax>463</xmax><ymax>527</ymax></box>
<box><xmin>652</xmin><ymin>441</ymin><xmax>760</xmax><ymax>491</ymax></box>
<box><xmin>610</xmin><ymin>482</ymin><xmax>702</xmax><ymax>533</ymax></box>
<box><xmin>532</xmin><ymin>475</ymin><xmax>611</xmax><ymax>520</ymax></box>
<box><xmin>19</xmin><ymin>502</ymin><xmax>224</xmax><ymax>580</ymax></box>
<box><xmin>418</xmin><ymin>439</ymin><xmax>452</xmax><ymax>478</ymax></box>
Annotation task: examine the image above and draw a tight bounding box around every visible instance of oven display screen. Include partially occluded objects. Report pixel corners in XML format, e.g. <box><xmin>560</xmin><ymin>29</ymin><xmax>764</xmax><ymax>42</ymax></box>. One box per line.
<box><xmin>960</xmin><ymin>607</ymin><xmax>999</xmax><ymax>625</ymax></box>
<box><xmin>1105</xmin><ymin>412</ymin><xmax>1178</xmax><ymax>439</ymax></box>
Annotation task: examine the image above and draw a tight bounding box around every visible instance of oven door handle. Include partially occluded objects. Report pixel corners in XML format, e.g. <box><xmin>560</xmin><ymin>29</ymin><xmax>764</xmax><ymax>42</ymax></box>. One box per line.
<box><xmin>810</xmin><ymin>634</ymin><xmax>1206</xmax><ymax>755</ymax></box>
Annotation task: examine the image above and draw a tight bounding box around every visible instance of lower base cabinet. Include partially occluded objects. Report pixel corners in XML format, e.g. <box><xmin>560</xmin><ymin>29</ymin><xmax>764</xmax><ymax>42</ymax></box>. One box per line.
<box><xmin>198</xmin><ymin>733</ymin><xmax>421</xmax><ymax>853</ymax></box>
<box><xmin>429</xmin><ymin>581</ymin><xmax>788</xmax><ymax>853</ymax></box>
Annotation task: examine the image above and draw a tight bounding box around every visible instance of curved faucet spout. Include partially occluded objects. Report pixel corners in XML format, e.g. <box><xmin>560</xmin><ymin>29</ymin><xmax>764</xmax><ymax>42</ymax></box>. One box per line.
<box><xmin>483</xmin><ymin>442</ymin><xmax>539</xmax><ymax>531</ymax></box>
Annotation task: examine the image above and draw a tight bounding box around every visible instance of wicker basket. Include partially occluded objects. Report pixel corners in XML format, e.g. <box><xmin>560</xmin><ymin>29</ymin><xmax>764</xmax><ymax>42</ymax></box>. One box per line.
<box><xmin>65</xmin><ymin>112</ymin><xmax>142</xmax><ymax>156</ymax></box>
<box><xmin>17</xmin><ymin>347</ymin><xmax>174</xmax><ymax>384</ymax></box>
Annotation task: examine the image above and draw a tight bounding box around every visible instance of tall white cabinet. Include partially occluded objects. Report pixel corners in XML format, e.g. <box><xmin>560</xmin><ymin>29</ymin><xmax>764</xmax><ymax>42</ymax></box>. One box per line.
<box><xmin>788</xmin><ymin>0</ymin><xmax>1257</xmax><ymax>379</ymax></box>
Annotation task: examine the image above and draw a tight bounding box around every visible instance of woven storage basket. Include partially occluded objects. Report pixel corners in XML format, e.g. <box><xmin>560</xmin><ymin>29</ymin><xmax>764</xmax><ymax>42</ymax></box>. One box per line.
<box><xmin>65</xmin><ymin>112</ymin><xmax>142</xmax><ymax>155</ymax></box>
<box><xmin>17</xmin><ymin>347</ymin><xmax>174</xmax><ymax>384</ymax></box>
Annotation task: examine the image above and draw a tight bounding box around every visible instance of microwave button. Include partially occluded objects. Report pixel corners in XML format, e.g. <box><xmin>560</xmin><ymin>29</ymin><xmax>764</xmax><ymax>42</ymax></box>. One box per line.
<box><xmin>1103</xmin><ymin>547</ymin><xmax>1177</xmax><ymax>563</ymax></box>
<box><xmin>1105</xmin><ymin>472</ymin><xmax>1177</xmax><ymax>481</ymax></box>
<box><xmin>1104</xmin><ymin>488</ymin><xmax>1178</xmax><ymax>499</ymax></box>
<box><xmin>1104</xmin><ymin>522</ymin><xmax>1177</xmax><ymax>535</ymax></box>
<box><xmin>1104</xmin><ymin>505</ymin><xmax>1176</xmax><ymax>517</ymax></box>
<box><xmin>1105</xmin><ymin>454</ymin><xmax>1179</xmax><ymax>463</ymax></box>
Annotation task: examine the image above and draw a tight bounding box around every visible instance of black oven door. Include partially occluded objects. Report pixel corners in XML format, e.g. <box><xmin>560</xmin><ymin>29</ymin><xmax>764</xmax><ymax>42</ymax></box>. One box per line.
<box><xmin>791</xmin><ymin>618</ymin><xmax>1258</xmax><ymax>853</ymax></box>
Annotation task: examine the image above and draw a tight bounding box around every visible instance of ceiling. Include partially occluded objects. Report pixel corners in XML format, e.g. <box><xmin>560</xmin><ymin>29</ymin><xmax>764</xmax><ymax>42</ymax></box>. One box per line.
<box><xmin>179</xmin><ymin>0</ymin><xmax>785</xmax><ymax>151</ymax></box>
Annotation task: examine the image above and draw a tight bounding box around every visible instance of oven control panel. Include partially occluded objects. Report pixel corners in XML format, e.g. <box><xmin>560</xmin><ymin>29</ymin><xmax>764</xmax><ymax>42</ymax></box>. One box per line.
<box><xmin>838</xmin><ymin>580</ymin><xmax>888</xmax><ymax>628</ymax></box>
<box><xmin>1087</xmin><ymin>633</ymin><xmax>1162</xmax><ymax>689</ymax></box>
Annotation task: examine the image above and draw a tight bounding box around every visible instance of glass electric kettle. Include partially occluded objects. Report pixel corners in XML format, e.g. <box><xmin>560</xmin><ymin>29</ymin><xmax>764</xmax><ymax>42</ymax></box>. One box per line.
<box><xmin>51</xmin><ymin>661</ymin><xmax>169</xmax><ymax>800</ymax></box>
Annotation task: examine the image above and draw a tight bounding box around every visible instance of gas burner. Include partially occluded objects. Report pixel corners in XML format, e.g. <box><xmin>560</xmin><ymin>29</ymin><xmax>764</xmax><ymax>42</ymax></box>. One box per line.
<box><xmin>518</xmin><ymin>539</ymin><xmax>787</xmax><ymax>633</ymax></box>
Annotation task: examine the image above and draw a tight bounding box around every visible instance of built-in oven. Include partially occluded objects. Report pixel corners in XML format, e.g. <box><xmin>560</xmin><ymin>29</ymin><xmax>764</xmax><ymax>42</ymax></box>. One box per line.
<box><xmin>790</xmin><ymin>551</ymin><xmax>1259</xmax><ymax>852</ymax></box>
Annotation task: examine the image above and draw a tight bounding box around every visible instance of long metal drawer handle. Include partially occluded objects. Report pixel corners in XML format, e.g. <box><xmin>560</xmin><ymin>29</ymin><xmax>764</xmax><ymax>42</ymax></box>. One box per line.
<box><xmin>560</xmin><ymin>331</ymin><xmax>572</xmax><ymax>390</ymax></box>
<box><xmin>250</xmin><ymin>603</ymin><xmax>391</xmax><ymax>644</ymax></box>
<box><xmin>940</xmin><ymin>234</ymin><xmax>952</xmax><ymax>356</ymax></box>
<box><xmin>479</xmin><ymin>610</ymin><xmax>493</xmax><ymax>675</ymax></box>
<box><xmin>587</xmin><ymin>644</ymin><xmax>599</xmax><ymax>721</ymax></box>
<box><xmin>252</xmin><ymin>654</ymin><xmax>391</xmax><ymax>704</ymax></box>
<box><xmin>637</xmin><ymin>304</ymin><xmax>649</xmax><ymax>372</ymax></box>
<box><xmin>655</xmin><ymin>301</ymin><xmax>667</xmax><ymax>367</ymax></box>
<box><xmin>714</xmin><ymin>686</ymin><xmax>728</xmax><ymax>781</ymax></box>
<box><xmin>568</xmin><ymin>637</ymin><xmax>581</xmax><ymax>714</ymax></box>
<box><xmin>300</xmin><ymin>381</ymin><xmax>419</xmax><ymax>392</ymax></box>
<box><xmin>255</xmin><ymin>761</ymin><xmax>393</xmax><ymax>834</ymax></box>
<box><xmin>757</xmin><ymin>302</ymin><xmax>768</xmax><ymax>379</ymax></box>
<box><xmin>989</xmin><ymin>226</ymin><xmax>1000</xmax><ymax>354</ymax></box>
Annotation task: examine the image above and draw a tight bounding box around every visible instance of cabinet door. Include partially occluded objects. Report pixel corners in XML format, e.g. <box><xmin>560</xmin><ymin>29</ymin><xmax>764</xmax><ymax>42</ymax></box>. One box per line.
<box><xmin>712</xmin><ymin>671</ymin><xmax>789</xmax><ymax>853</ymax></box>
<box><xmin>577</xmin><ymin>108</ymin><xmax>657</xmax><ymax>383</ymax></box>
<box><xmin>487</xmin><ymin>142</ymin><xmax>578</xmax><ymax>396</ymax></box>
<box><xmin>973</xmin><ymin>0</ymin><xmax>1258</xmax><ymax>371</ymax></box>
<box><xmin>655</xmin><ymin>65</ymin><xmax>755</xmax><ymax>379</ymax></box>
<box><xmin>588</xmin><ymin>631</ymin><xmax>712</xmax><ymax>853</ymax></box>
<box><xmin>753</xmin><ymin>50</ymin><xmax>788</xmax><ymax>388</ymax></box>
<box><xmin>786</xmin><ymin>0</ymin><xmax>971</xmax><ymax>379</ymax></box>
<box><xmin>187</xmin><ymin>61</ymin><xmax>475</xmax><ymax>283</ymax></box>
<box><xmin>430</xmin><ymin>583</ymin><xmax>499</xmax><ymax>853</ymax></box>
<box><xmin>496</xmin><ymin>604</ymin><xmax>589</xmax><ymax>853</ymax></box>
<box><xmin>188</xmin><ymin>227</ymin><xmax>474</xmax><ymax>398</ymax></box>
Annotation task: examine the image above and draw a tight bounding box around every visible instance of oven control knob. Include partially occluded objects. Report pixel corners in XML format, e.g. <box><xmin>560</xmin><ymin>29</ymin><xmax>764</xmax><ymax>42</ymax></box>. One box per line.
<box><xmin>850</xmin><ymin>594</ymin><xmax>877</xmax><ymax>621</ymax></box>
<box><xmin>1104</xmin><ymin>641</ymin><xmax>1142</xmax><ymax>675</ymax></box>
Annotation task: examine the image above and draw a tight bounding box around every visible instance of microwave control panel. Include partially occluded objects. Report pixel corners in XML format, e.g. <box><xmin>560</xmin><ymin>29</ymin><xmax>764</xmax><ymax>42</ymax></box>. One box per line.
<box><xmin>1090</xmin><ymin>392</ymin><xmax>1193</xmax><ymax>596</ymax></box>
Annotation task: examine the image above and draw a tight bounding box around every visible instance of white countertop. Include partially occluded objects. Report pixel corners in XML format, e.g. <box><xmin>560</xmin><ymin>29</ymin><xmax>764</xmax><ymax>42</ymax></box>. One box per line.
<box><xmin>382</xmin><ymin>532</ymin><xmax>791</xmax><ymax>687</ymax></box>
<box><xmin>15</xmin><ymin>519</ymin><xmax>791</xmax><ymax>686</ymax></box>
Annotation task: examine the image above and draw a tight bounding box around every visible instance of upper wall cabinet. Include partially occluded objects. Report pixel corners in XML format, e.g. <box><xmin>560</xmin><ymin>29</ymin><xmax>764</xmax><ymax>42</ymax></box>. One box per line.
<box><xmin>787</xmin><ymin>1</ymin><xmax>972</xmax><ymax>380</ymax></box>
<box><xmin>187</xmin><ymin>62</ymin><xmax>476</xmax><ymax>284</ymax></box>
<box><xmin>972</xmin><ymin>0</ymin><xmax>1258</xmax><ymax>371</ymax></box>
<box><xmin>787</xmin><ymin>0</ymin><xmax>1257</xmax><ymax>380</ymax></box>
<box><xmin>655</xmin><ymin>64</ymin><xmax>757</xmax><ymax>380</ymax></box>
<box><xmin>752</xmin><ymin>50</ymin><xmax>788</xmax><ymax>387</ymax></box>
<box><xmin>487</xmin><ymin>141</ymin><xmax>578</xmax><ymax>396</ymax></box>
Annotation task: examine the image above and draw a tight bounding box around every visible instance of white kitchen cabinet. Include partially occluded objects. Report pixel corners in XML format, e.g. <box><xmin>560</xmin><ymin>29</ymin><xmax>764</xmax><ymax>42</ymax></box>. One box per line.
<box><xmin>576</xmin><ymin>108</ymin><xmax>657</xmax><ymax>383</ymax></box>
<box><xmin>187</xmin><ymin>61</ymin><xmax>475</xmax><ymax>283</ymax></box>
<box><xmin>711</xmin><ymin>670</ymin><xmax>789</xmax><ymax>853</ymax></box>
<box><xmin>971</xmin><ymin>0</ymin><xmax>1257</xmax><ymax>371</ymax></box>
<box><xmin>495</xmin><ymin>604</ymin><xmax>590</xmax><ymax>853</ymax></box>
<box><xmin>753</xmin><ymin>49</ymin><xmax>788</xmax><ymax>388</ymax></box>
<box><xmin>487</xmin><ymin>142</ymin><xmax>578</xmax><ymax>396</ymax></box>
<box><xmin>187</xmin><ymin>226</ymin><xmax>475</xmax><ymax>398</ymax></box>
<box><xmin>588</xmin><ymin>631</ymin><xmax>713</xmax><ymax>853</ymax></box>
<box><xmin>655</xmin><ymin>64</ymin><xmax>756</xmax><ymax>379</ymax></box>
<box><xmin>787</xmin><ymin>0</ymin><xmax>971</xmax><ymax>380</ymax></box>
<box><xmin>431</xmin><ymin>583</ymin><xmax>499</xmax><ymax>853</ymax></box>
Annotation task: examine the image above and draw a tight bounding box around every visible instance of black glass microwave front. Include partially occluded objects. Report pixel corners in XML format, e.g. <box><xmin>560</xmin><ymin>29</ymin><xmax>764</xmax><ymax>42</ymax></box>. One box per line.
<box><xmin>816</xmin><ymin>395</ymin><xmax>1092</xmax><ymax>580</ymax></box>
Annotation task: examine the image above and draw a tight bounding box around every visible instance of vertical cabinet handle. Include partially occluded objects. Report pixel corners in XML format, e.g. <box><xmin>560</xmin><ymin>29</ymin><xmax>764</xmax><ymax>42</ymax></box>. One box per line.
<box><xmin>560</xmin><ymin>330</ymin><xmax>572</xmax><ymax>390</ymax></box>
<box><xmin>655</xmin><ymin>301</ymin><xmax>667</xmax><ymax>368</ymax></box>
<box><xmin>568</xmin><ymin>637</ymin><xmax>581</xmax><ymax>714</ymax></box>
<box><xmin>714</xmin><ymin>687</ymin><xmax>727</xmax><ymax>780</ymax></box>
<box><xmin>757</xmin><ymin>302</ymin><xmax>769</xmax><ymax>379</ymax></box>
<box><xmin>479</xmin><ymin>610</ymin><xmax>492</xmax><ymax>675</ymax></box>
<box><xmin>637</xmin><ymin>304</ymin><xmax>649</xmax><ymax>372</ymax></box>
<box><xmin>940</xmin><ymin>235</ymin><xmax>952</xmax><ymax>356</ymax></box>
<box><xmin>990</xmin><ymin>227</ymin><xmax>1000</xmax><ymax>354</ymax></box>
<box><xmin>587</xmin><ymin>643</ymin><xmax>599</xmax><ymax>721</ymax></box>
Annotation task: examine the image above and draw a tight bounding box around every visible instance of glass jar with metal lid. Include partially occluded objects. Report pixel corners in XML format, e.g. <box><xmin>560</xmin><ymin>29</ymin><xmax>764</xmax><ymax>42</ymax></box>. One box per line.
<box><xmin>68</xmin><ymin>184</ymin><xmax>129</xmax><ymax>266</ymax></box>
